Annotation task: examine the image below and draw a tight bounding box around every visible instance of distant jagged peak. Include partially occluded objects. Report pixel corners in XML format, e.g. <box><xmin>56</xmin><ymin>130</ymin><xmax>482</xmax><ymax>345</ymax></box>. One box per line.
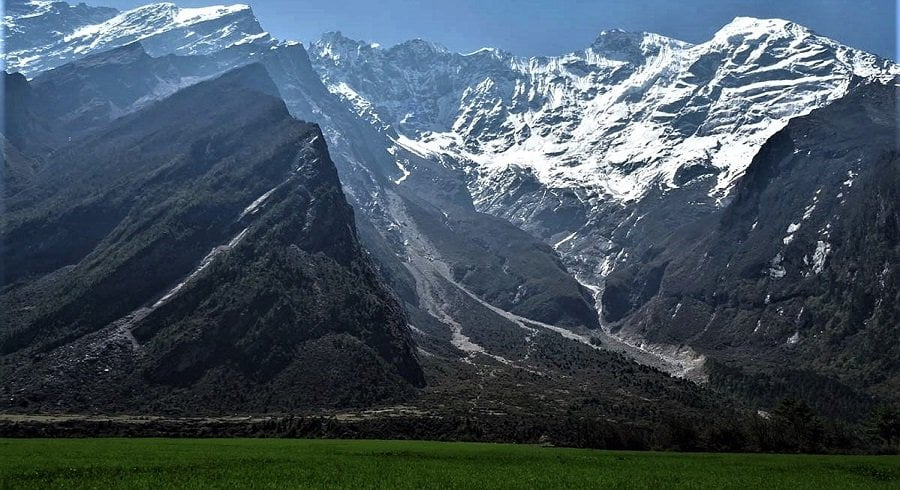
<box><xmin>315</xmin><ymin>31</ymin><xmax>453</xmax><ymax>55</ymax></box>
<box><xmin>316</xmin><ymin>31</ymin><xmax>368</xmax><ymax>47</ymax></box>
<box><xmin>588</xmin><ymin>27</ymin><xmax>690</xmax><ymax>62</ymax></box>
<box><xmin>593</xmin><ymin>27</ymin><xmax>688</xmax><ymax>49</ymax></box>
<box><xmin>312</xmin><ymin>32</ymin><xmax>458</xmax><ymax>70</ymax></box>
<box><xmin>388</xmin><ymin>37</ymin><xmax>449</xmax><ymax>56</ymax></box>
<box><xmin>311</xmin><ymin>31</ymin><xmax>379</xmax><ymax>62</ymax></box>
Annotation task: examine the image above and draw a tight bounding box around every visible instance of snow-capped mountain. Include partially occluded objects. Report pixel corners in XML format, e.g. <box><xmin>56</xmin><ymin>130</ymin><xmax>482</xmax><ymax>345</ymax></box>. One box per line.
<box><xmin>309</xmin><ymin>18</ymin><xmax>898</xmax><ymax>309</ymax></box>
<box><xmin>4</xmin><ymin>0</ymin><xmax>272</xmax><ymax>75</ymax></box>
<box><xmin>312</xmin><ymin>19</ymin><xmax>894</xmax><ymax>202</ymax></box>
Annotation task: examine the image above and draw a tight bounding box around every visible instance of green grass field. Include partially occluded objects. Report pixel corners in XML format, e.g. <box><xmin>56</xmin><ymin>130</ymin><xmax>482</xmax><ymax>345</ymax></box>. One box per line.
<box><xmin>1</xmin><ymin>438</ymin><xmax>897</xmax><ymax>489</ymax></box>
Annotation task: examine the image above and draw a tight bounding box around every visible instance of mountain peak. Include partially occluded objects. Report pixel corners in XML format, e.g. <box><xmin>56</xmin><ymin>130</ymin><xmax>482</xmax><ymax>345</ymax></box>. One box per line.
<box><xmin>597</xmin><ymin>27</ymin><xmax>633</xmax><ymax>37</ymax></box>
<box><xmin>592</xmin><ymin>28</ymin><xmax>644</xmax><ymax>46</ymax></box>
<box><xmin>318</xmin><ymin>31</ymin><xmax>360</xmax><ymax>44</ymax></box>
<box><xmin>389</xmin><ymin>38</ymin><xmax>448</xmax><ymax>57</ymax></box>
<box><xmin>315</xmin><ymin>31</ymin><xmax>371</xmax><ymax>51</ymax></box>
<box><xmin>313</xmin><ymin>33</ymin><xmax>450</xmax><ymax>65</ymax></box>
<box><xmin>311</xmin><ymin>32</ymin><xmax>377</xmax><ymax>65</ymax></box>
<box><xmin>713</xmin><ymin>16</ymin><xmax>809</xmax><ymax>41</ymax></box>
<box><xmin>590</xmin><ymin>28</ymin><xmax>687</xmax><ymax>61</ymax></box>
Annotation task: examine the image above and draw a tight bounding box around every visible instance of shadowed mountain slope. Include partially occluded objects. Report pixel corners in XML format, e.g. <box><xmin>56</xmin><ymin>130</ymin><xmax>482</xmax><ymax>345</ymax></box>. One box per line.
<box><xmin>0</xmin><ymin>65</ymin><xmax>424</xmax><ymax>414</ymax></box>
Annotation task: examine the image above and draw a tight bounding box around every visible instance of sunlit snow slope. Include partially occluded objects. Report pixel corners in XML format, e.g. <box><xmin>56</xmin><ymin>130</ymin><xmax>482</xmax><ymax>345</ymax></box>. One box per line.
<box><xmin>4</xmin><ymin>0</ymin><xmax>273</xmax><ymax>74</ymax></box>
<box><xmin>311</xmin><ymin>19</ymin><xmax>895</xmax><ymax>202</ymax></box>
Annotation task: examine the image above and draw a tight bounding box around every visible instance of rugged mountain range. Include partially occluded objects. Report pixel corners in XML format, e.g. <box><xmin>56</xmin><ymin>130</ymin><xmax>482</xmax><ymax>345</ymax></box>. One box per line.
<box><xmin>308</xmin><ymin>15</ymin><xmax>900</xmax><ymax>405</ymax></box>
<box><xmin>308</xmin><ymin>17</ymin><xmax>895</xmax><ymax>298</ymax></box>
<box><xmin>2</xmin><ymin>0</ymin><xmax>898</xmax><ymax>418</ymax></box>
<box><xmin>0</xmin><ymin>3</ymin><xmax>726</xmax><ymax>421</ymax></box>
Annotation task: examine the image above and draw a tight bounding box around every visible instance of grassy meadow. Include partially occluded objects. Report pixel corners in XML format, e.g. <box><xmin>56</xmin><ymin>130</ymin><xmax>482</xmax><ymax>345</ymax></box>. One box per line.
<box><xmin>1</xmin><ymin>438</ymin><xmax>898</xmax><ymax>489</ymax></box>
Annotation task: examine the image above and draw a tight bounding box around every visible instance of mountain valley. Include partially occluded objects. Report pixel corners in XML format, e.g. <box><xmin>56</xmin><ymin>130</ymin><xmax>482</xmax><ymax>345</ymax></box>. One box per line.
<box><xmin>1</xmin><ymin>0</ymin><xmax>898</xmax><ymax>430</ymax></box>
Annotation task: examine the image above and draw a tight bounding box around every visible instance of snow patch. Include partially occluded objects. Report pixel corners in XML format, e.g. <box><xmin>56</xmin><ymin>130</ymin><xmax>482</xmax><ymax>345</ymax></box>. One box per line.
<box><xmin>811</xmin><ymin>240</ymin><xmax>830</xmax><ymax>274</ymax></box>
<box><xmin>768</xmin><ymin>253</ymin><xmax>786</xmax><ymax>279</ymax></box>
<box><xmin>553</xmin><ymin>232</ymin><xmax>578</xmax><ymax>250</ymax></box>
<box><xmin>786</xmin><ymin>331</ymin><xmax>800</xmax><ymax>345</ymax></box>
<box><xmin>153</xmin><ymin>227</ymin><xmax>249</xmax><ymax>308</ymax></box>
<box><xmin>174</xmin><ymin>4</ymin><xmax>250</xmax><ymax>25</ymax></box>
<box><xmin>394</xmin><ymin>159</ymin><xmax>411</xmax><ymax>185</ymax></box>
<box><xmin>239</xmin><ymin>186</ymin><xmax>278</xmax><ymax>219</ymax></box>
<box><xmin>783</xmin><ymin>222</ymin><xmax>801</xmax><ymax>245</ymax></box>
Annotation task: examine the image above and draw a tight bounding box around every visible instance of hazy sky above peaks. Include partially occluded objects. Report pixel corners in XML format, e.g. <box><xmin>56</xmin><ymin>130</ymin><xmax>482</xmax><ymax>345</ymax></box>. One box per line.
<box><xmin>88</xmin><ymin>0</ymin><xmax>898</xmax><ymax>60</ymax></box>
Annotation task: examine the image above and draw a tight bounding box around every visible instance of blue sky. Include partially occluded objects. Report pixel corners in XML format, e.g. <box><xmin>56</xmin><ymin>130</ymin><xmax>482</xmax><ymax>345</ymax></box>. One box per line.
<box><xmin>90</xmin><ymin>0</ymin><xmax>897</xmax><ymax>59</ymax></box>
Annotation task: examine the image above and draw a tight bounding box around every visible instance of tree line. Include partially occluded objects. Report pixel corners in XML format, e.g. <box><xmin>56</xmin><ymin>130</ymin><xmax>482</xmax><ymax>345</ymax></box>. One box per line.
<box><xmin>1</xmin><ymin>399</ymin><xmax>898</xmax><ymax>454</ymax></box>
